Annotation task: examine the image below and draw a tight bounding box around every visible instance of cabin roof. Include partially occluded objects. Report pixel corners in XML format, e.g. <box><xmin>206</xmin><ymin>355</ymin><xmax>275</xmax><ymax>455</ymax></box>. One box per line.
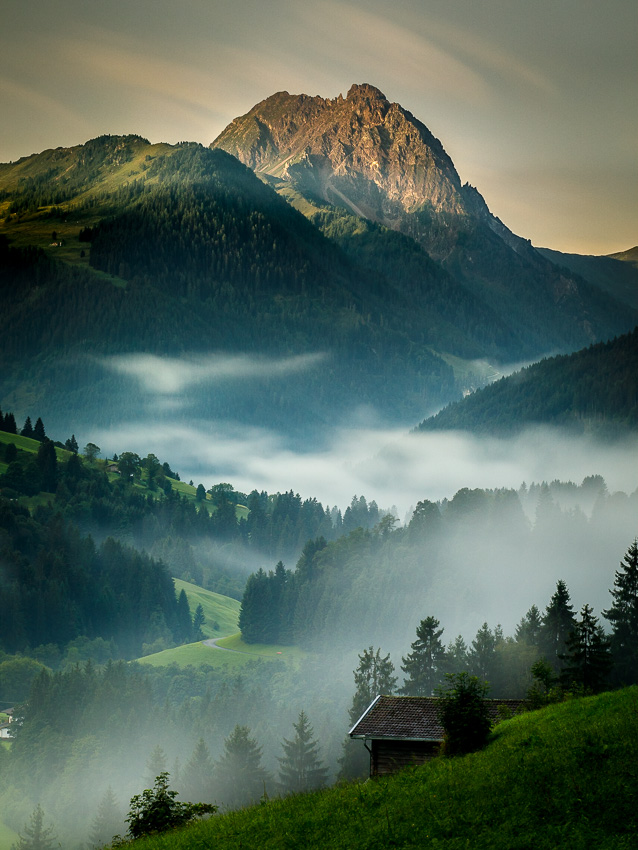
<box><xmin>349</xmin><ymin>695</ymin><xmax>527</xmax><ymax>741</ymax></box>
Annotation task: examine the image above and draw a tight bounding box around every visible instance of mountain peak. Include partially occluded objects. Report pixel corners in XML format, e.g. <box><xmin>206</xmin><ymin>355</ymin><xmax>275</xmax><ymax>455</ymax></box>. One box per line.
<box><xmin>212</xmin><ymin>84</ymin><xmax>464</xmax><ymax>224</ymax></box>
<box><xmin>346</xmin><ymin>83</ymin><xmax>387</xmax><ymax>102</ymax></box>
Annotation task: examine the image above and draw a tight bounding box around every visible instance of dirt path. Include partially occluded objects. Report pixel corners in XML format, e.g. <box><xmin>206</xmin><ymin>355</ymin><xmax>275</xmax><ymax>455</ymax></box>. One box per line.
<box><xmin>202</xmin><ymin>637</ymin><xmax>281</xmax><ymax>658</ymax></box>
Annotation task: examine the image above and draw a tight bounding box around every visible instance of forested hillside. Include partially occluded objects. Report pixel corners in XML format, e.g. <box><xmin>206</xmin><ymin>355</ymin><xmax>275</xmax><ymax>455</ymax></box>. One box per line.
<box><xmin>418</xmin><ymin>327</ymin><xmax>638</xmax><ymax>435</ymax></box>
<box><xmin>2</xmin><ymin>131</ymin><xmax>636</xmax><ymax>443</ymax></box>
<box><xmin>0</xmin><ymin>136</ymin><xmax>457</xmax><ymax>439</ymax></box>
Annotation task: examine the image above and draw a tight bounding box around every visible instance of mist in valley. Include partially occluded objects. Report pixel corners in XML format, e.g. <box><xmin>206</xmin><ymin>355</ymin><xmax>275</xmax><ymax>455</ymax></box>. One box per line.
<box><xmin>2</xmin><ymin>353</ymin><xmax>637</xmax><ymax>849</ymax></box>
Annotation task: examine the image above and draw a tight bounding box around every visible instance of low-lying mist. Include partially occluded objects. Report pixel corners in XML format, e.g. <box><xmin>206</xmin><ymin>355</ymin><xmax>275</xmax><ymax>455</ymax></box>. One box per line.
<box><xmin>94</xmin><ymin>417</ymin><xmax>637</xmax><ymax>520</ymax></box>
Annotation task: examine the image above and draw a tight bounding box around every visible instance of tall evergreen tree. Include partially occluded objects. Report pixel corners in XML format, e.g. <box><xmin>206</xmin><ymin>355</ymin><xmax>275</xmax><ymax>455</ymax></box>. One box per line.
<box><xmin>175</xmin><ymin>589</ymin><xmax>193</xmax><ymax>642</ymax></box>
<box><xmin>400</xmin><ymin>616</ymin><xmax>447</xmax><ymax>696</ymax></box>
<box><xmin>560</xmin><ymin>604</ymin><xmax>612</xmax><ymax>693</ymax></box>
<box><xmin>192</xmin><ymin>603</ymin><xmax>206</xmax><ymax>640</ymax></box>
<box><xmin>539</xmin><ymin>580</ymin><xmax>577</xmax><ymax>674</ymax></box>
<box><xmin>515</xmin><ymin>604</ymin><xmax>542</xmax><ymax>646</ymax></box>
<box><xmin>340</xmin><ymin>646</ymin><xmax>397</xmax><ymax>780</ymax></box>
<box><xmin>11</xmin><ymin>803</ymin><xmax>57</xmax><ymax>850</ymax></box>
<box><xmin>20</xmin><ymin>417</ymin><xmax>34</xmax><ymax>439</ymax></box>
<box><xmin>443</xmin><ymin>635</ymin><xmax>469</xmax><ymax>675</ymax></box>
<box><xmin>144</xmin><ymin>745</ymin><xmax>168</xmax><ymax>788</ymax></box>
<box><xmin>88</xmin><ymin>786</ymin><xmax>122</xmax><ymax>849</ymax></box>
<box><xmin>64</xmin><ymin>434</ymin><xmax>79</xmax><ymax>454</ymax></box>
<box><xmin>4</xmin><ymin>412</ymin><xmax>17</xmax><ymax>434</ymax></box>
<box><xmin>36</xmin><ymin>439</ymin><xmax>58</xmax><ymax>493</ymax></box>
<box><xmin>181</xmin><ymin>738</ymin><xmax>215</xmax><ymax>804</ymax></box>
<box><xmin>603</xmin><ymin>540</ymin><xmax>638</xmax><ymax>685</ymax></box>
<box><xmin>33</xmin><ymin>418</ymin><xmax>46</xmax><ymax>442</ymax></box>
<box><xmin>467</xmin><ymin>622</ymin><xmax>503</xmax><ymax>684</ymax></box>
<box><xmin>277</xmin><ymin>710</ymin><xmax>328</xmax><ymax>794</ymax></box>
<box><xmin>213</xmin><ymin>725</ymin><xmax>271</xmax><ymax>809</ymax></box>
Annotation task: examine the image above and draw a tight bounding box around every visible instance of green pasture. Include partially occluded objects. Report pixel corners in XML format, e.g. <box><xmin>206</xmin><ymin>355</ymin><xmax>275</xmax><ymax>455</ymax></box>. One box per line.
<box><xmin>172</xmin><ymin>578</ymin><xmax>240</xmax><ymax>638</ymax></box>
<box><xmin>137</xmin><ymin>630</ymin><xmax>305</xmax><ymax>671</ymax></box>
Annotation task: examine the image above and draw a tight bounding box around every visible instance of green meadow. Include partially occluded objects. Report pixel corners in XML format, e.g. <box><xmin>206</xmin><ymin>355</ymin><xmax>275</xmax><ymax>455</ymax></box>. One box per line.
<box><xmin>110</xmin><ymin>687</ymin><xmax>638</xmax><ymax>850</ymax></box>
<box><xmin>137</xmin><ymin>631</ymin><xmax>305</xmax><ymax>671</ymax></box>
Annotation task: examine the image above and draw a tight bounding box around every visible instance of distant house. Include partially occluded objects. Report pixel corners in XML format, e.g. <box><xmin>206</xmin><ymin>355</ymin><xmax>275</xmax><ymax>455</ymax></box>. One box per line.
<box><xmin>0</xmin><ymin>708</ymin><xmax>15</xmax><ymax>740</ymax></box>
<box><xmin>349</xmin><ymin>694</ymin><xmax>526</xmax><ymax>777</ymax></box>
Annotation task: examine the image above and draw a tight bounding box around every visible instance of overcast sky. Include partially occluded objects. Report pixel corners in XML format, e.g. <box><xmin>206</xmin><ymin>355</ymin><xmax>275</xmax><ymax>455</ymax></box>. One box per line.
<box><xmin>2</xmin><ymin>0</ymin><xmax>636</xmax><ymax>254</ymax></box>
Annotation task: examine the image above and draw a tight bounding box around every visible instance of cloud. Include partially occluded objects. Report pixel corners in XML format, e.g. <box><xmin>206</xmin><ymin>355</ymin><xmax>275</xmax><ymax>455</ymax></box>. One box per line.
<box><xmin>295</xmin><ymin>1</ymin><xmax>491</xmax><ymax>105</ymax></box>
<box><xmin>94</xmin><ymin>418</ymin><xmax>638</xmax><ymax>517</ymax></box>
<box><xmin>101</xmin><ymin>352</ymin><xmax>327</xmax><ymax>394</ymax></box>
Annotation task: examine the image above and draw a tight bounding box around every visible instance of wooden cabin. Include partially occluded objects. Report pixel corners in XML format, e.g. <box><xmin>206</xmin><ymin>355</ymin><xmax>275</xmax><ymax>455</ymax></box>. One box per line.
<box><xmin>349</xmin><ymin>694</ymin><xmax>526</xmax><ymax>777</ymax></box>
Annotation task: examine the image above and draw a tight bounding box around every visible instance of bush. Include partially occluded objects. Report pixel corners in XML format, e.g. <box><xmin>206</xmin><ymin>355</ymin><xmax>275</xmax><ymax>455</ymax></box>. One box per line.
<box><xmin>118</xmin><ymin>772</ymin><xmax>216</xmax><ymax>841</ymax></box>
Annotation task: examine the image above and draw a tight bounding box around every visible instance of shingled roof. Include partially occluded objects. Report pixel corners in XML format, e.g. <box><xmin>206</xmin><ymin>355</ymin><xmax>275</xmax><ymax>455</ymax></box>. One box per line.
<box><xmin>349</xmin><ymin>695</ymin><xmax>527</xmax><ymax>741</ymax></box>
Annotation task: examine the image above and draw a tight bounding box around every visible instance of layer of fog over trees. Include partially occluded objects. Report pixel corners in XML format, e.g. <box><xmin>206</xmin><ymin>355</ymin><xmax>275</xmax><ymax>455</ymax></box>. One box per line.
<box><xmin>1</xmin><ymin>355</ymin><xmax>637</xmax><ymax>848</ymax></box>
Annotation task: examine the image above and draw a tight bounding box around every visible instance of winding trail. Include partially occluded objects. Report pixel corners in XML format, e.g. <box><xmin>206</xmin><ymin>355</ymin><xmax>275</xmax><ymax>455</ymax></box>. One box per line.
<box><xmin>202</xmin><ymin>637</ymin><xmax>284</xmax><ymax>659</ymax></box>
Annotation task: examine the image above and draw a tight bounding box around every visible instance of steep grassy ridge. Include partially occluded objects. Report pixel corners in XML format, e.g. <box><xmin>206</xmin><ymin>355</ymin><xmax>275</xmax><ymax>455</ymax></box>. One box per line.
<box><xmin>117</xmin><ymin>687</ymin><xmax>638</xmax><ymax>850</ymax></box>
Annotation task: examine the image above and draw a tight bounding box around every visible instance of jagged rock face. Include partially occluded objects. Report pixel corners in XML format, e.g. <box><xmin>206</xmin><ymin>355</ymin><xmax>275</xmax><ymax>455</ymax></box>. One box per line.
<box><xmin>212</xmin><ymin>83</ymin><xmax>467</xmax><ymax>227</ymax></box>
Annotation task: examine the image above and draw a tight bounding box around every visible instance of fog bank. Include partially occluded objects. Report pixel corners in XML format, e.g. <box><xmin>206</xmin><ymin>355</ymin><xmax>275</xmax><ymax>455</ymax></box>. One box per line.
<box><xmin>94</xmin><ymin>419</ymin><xmax>638</xmax><ymax>516</ymax></box>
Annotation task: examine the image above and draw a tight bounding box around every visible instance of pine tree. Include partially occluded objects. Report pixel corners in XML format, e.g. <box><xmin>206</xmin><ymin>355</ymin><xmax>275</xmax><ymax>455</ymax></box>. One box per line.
<box><xmin>277</xmin><ymin>710</ymin><xmax>328</xmax><ymax>794</ymax></box>
<box><xmin>20</xmin><ymin>417</ymin><xmax>34</xmax><ymax>439</ymax></box>
<box><xmin>144</xmin><ymin>744</ymin><xmax>168</xmax><ymax>788</ymax></box>
<box><xmin>443</xmin><ymin>635</ymin><xmax>469</xmax><ymax>675</ymax></box>
<box><xmin>36</xmin><ymin>439</ymin><xmax>58</xmax><ymax>493</ymax></box>
<box><xmin>192</xmin><ymin>603</ymin><xmax>206</xmax><ymax>640</ymax></box>
<box><xmin>213</xmin><ymin>725</ymin><xmax>271</xmax><ymax>809</ymax></box>
<box><xmin>539</xmin><ymin>580</ymin><xmax>576</xmax><ymax>673</ymax></box>
<box><xmin>467</xmin><ymin>622</ymin><xmax>503</xmax><ymax>684</ymax></box>
<box><xmin>89</xmin><ymin>786</ymin><xmax>122</xmax><ymax>849</ymax></box>
<box><xmin>64</xmin><ymin>434</ymin><xmax>79</xmax><ymax>453</ymax></box>
<box><xmin>181</xmin><ymin>738</ymin><xmax>215</xmax><ymax>804</ymax></box>
<box><xmin>4</xmin><ymin>412</ymin><xmax>17</xmax><ymax>434</ymax></box>
<box><xmin>176</xmin><ymin>589</ymin><xmax>193</xmax><ymax>642</ymax></box>
<box><xmin>560</xmin><ymin>604</ymin><xmax>612</xmax><ymax>693</ymax></box>
<box><xmin>400</xmin><ymin>616</ymin><xmax>447</xmax><ymax>695</ymax></box>
<box><xmin>515</xmin><ymin>604</ymin><xmax>542</xmax><ymax>646</ymax></box>
<box><xmin>33</xmin><ymin>418</ymin><xmax>46</xmax><ymax>442</ymax></box>
<box><xmin>340</xmin><ymin>647</ymin><xmax>397</xmax><ymax>780</ymax></box>
<box><xmin>603</xmin><ymin>540</ymin><xmax>638</xmax><ymax>685</ymax></box>
<box><xmin>11</xmin><ymin>804</ymin><xmax>57</xmax><ymax>850</ymax></box>
<box><xmin>350</xmin><ymin>646</ymin><xmax>397</xmax><ymax>721</ymax></box>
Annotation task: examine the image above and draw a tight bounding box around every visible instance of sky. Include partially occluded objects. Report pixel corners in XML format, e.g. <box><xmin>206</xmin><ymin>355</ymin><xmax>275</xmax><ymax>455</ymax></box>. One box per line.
<box><xmin>1</xmin><ymin>0</ymin><xmax>636</xmax><ymax>255</ymax></box>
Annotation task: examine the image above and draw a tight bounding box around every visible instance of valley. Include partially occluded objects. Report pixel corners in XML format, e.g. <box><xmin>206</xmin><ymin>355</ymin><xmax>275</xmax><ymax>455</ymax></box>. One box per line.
<box><xmin>0</xmin><ymin>75</ymin><xmax>636</xmax><ymax>850</ymax></box>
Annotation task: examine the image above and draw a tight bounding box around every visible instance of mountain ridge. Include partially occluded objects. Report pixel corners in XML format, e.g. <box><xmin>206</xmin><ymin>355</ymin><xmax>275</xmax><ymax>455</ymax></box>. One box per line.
<box><xmin>212</xmin><ymin>83</ymin><xmax>636</xmax><ymax>354</ymax></box>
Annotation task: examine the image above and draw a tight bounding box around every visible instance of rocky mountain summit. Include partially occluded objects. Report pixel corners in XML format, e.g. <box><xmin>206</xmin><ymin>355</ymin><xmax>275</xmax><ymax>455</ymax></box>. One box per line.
<box><xmin>212</xmin><ymin>83</ymin><xmax>467</xmax><ymax>230</ymax></box>
<box><xmin>212</xmin><ymin>84</ymin><xmax>635</xmax><ymax>353</ymax></box>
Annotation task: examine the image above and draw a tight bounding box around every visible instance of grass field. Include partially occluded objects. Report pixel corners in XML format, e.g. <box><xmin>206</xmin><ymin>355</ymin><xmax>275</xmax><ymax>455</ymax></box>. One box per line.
<box><xmin>137</xmin><ymin>630</ymin><xmax>306</xmax><ymax>670</ymax></box>
<box><xmin>172</xmin><ymin>578</ymin><xmax>240</xmax><ymax>638</ymax></box>
<box><xmin>110</xmin><ymin>686</ymin><xmax>638</xmax><ymax>850</ymax></box>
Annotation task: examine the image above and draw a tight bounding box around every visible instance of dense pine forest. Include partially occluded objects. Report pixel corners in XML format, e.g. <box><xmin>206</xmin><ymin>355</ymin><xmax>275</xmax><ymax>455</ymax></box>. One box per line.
<box><xmin>419</xmin><ymin>326</ymin><xmax>638</xmax><ymax>435</ymax></box>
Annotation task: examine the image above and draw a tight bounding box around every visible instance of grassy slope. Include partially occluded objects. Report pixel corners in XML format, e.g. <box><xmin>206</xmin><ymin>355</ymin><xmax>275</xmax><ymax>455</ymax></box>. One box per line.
<box><xmin>172</xmin><ymin>578</ymin><xmax>240</xmax><ymax>638</ymax></box>
<box><xmin>137</xmin><ymin>631</ymin><xmax>305</xmax><ymax>670</ymax></box>
<box><xmin>119</xmin><ymin>687</ymin><xmax>637</xmax><ymax>850</ymax></box>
